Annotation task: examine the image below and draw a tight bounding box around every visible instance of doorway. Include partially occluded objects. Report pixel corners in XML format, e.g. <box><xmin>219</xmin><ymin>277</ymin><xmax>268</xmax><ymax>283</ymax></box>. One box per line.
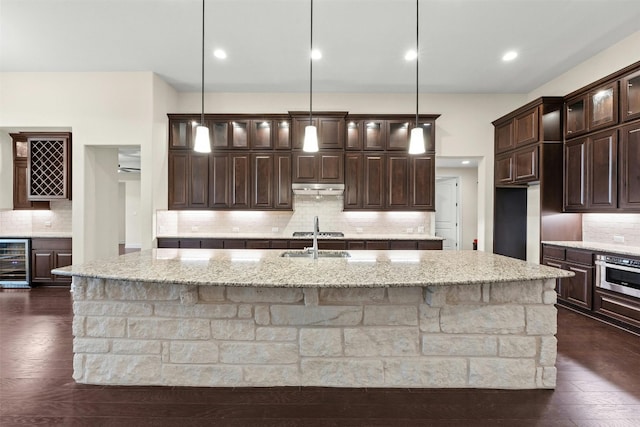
<box><xmin>435</xmin><ymin>177</ymin><xmax>459</xmax><ymax>250</ymax></box>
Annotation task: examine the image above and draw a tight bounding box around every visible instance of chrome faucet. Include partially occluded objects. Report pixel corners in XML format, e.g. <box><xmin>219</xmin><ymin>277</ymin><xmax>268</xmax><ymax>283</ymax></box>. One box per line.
<box><xmin>311</xmin><ymin>216</ymin><xmax>319</xmax><ymax>259</ymax></box>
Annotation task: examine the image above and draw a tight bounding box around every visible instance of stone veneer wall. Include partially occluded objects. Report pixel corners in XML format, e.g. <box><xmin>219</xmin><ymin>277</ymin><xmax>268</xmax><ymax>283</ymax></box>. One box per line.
<box><xmin>71</xmin><ymin>278</ymin><xmax>558</xmax><ymax>389</ymax></box>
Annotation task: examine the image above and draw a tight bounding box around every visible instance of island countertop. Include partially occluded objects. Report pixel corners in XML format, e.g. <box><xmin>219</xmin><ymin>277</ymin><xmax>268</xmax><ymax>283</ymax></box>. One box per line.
<box><xmin>54</xmin><ymin>249</ymin><xmax>572</xmax><ymax>288</ymax></box>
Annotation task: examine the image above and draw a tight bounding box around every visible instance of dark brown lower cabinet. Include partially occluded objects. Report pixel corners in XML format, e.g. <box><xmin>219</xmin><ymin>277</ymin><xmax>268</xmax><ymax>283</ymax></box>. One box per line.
<box><xmin>594</xmin><ymin>288</ymin><xmax>640</xmax><ymax>329</ymax></box>
<box><xmin>31</xmin><ymin>238</ymin><xmax>72</xmax><ymax>285</ymax></box>
<box><xmin>541</xmin><ymin>245</ymin><xmax>593</xmax><ymax>310</ymax></box>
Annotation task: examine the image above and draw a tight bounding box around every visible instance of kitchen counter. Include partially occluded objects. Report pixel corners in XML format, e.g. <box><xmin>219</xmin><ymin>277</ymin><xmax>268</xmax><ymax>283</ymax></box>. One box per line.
<box><xmin>543</xmin><ymin>241</ymin><xmax>640</xmax><ymax>258</ymax></box>
<box><xmin>54</xmin><ymin>248</ymin><xmax>569</xmax><ymax>287</ymax></box>
<box><xmin>60</xmin><ymin>249</ymin><xmax>568</xmax><ymax>390</ymax></box>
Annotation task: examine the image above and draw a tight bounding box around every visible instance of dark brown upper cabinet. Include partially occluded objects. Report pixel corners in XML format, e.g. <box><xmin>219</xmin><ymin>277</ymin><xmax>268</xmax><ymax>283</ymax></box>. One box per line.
<box><xmin>346</xmin><ymin>120</ymin><xmax>363</xmax><ymax>150</ymax></box>
<box><xmin>290</xmin><ymin>112</ymin><xmax>347</xmax><ymax>150</ymax></box>
<box><xmin>292</xmin><ymin>151</ymin><xmax>344</xmax><ymax>184</ymax></box>
<box><xmin>564</xmin><ymin>129</ymin><xmax>617</xmax><ymax>212</ymax></box>
<box><xmin>621</xmin><ymin>68</ymin><xmax>640</xmax><ymax>123</ymax></box>
<box><xmin>168</xmin><ymin>152</ymin><xmax>210</xmax><ymax>210</ymax></box>
<box><xmin>514</xmin><ymin>108</ymin><xmax>539</xmax><ymax>147</ymax></box>
<box><xmin>10</xmin><ymin>133</ymin><xmax>50</xmax><ymax>210</ymax></box>
<box><xmin>364</xmin><ymin>120</ymin><xmax>385</xmax><ymax>150</ymax></box>
<box><xmin>619</xmin><ymin>121</ymin><xmax>640</xmax><ymax>210</ymax></box>
<box><xmin>588</xmin><ymin>82</ymin><xmax>618</xmax><ymax>132</ymax></box>
<box><xmin>346</xmin><ymin>115</ymin><xmax>438</xmax><ymax>153</ymax></box>
<box><xmin>495</xmin><ymin>121</ymin><xmax>514</xmax><ymax>154</ymax></box>
<box><xmin>251</xmin><ymin>153</ymin><xmax>292</xmax><ymax>210</ymax></box>
<box><xmin>387</xmin><ymin>120</ymin><xmax>412</xmax><ymax>151</ymax></box>
<box><xmin>169</xmin><ymin>117</ymin><xmax>197</xmax><ymax>149</ymax></box>
<box><xmin>565</xmin><ymin>82</ymin><xmax>619</xmax><ymax>139</ymax></box>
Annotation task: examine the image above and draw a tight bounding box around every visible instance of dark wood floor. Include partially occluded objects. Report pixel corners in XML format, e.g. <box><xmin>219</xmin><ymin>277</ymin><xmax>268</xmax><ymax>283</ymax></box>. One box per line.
<box><xmin>1</xmin><ymin>288</ymin><xmax>639</xmax><ymax>427</ymax></box>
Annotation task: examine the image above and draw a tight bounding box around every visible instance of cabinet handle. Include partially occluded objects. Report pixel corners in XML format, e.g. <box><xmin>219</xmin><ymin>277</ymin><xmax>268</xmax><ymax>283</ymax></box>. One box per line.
<box><xmin>567</xmin><ymin>130</ymin><xmax>573</xmax><ymax>134</ymax></box>
<box><xmin>629</xmin><ymin>83</ymin><xmax>633</xmax><ymax>88</ymax></box>
<box><xmin>630</xmin><ymin>128</ymin><xmax>640</xmax><ymax>134</ymax></box>
<box><xmin>568</xmin><ymin>108</ymin><xmax>573</xmax><ymax>112</ymax></box>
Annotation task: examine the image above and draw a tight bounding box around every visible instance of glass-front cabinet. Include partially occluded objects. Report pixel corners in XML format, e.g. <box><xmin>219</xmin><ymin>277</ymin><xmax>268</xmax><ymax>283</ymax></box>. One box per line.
<box><xmin>621</xmin><ymin>69</ymin><xmax>640</xmax><ymax>122</ymax></box>
<box><xmin>565</xmin><ymin>95</ymin><xmax>587</xmax><ymax>138</ymax></box>
<box><xmin>588</xmin><ymin>82</ymin><xmax>618</xmax><ymax>132</ymax></box>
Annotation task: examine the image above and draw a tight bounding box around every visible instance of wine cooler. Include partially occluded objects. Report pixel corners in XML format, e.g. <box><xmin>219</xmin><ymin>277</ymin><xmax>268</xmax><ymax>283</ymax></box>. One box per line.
<box><xmin>0</xmin><ymin>239</ymin><xmax>30</xmax><ymax>288</ymax></box>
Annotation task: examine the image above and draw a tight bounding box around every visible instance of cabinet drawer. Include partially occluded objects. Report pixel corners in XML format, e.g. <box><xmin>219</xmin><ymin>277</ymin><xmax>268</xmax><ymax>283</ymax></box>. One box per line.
<box><xmin>319</xmin><ymin>240</ymin><xmax>347</xmax><ymax>250</ymax></box>
<box><xmin>542</xmin><ymin>245</ymin><xmax>565</xmax><ymax>260</ymax></box>
<box><xmin>565</xmin><ymin>248</ymin><xmax>593</xmax><ymax>265</ymax></box>
<box><xmin>365</xmin><ymin>241</ymin><xmax>389</xmax><ymax>250</ymax></box>
<box><xmin>389</xmin><ymin>240</ymin><xmax>417</xmax><ymax>250</ymax></box>
<box><xmin>246</xmin><ymin>240</ymin><xmax>270</xmax><ymax>249</ymax></box>
<box><xmin>201</xmin><ymin>239</ymin><xmax>223</xmax><ymax>249</ymax></box>
<box><xmin>270</xmin><ymin>240</ymin><xmax>289</xmax><ymax>249</ymax></box>
<box><xmin>31</xmin><ymin>238</ymin><xmax>72</xmax><ymax>250</ymax></box>
<box><xmin>223</xmin><ymin>240</ymin><xmax>245</xmax><ymax>249</ymax></box>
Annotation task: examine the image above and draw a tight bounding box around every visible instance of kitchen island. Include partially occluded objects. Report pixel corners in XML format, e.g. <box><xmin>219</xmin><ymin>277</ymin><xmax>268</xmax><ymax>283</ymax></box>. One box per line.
<box><xmin>54</xmin><ymin>249</ymin><xmax>572</xmax><ymax>389</ymax></box>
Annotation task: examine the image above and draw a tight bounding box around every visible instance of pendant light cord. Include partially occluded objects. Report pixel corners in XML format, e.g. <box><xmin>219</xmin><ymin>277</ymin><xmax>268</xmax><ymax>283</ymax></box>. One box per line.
<box><xmin>201</xmin><ymin>0</ymin><xmax>205</xmax><ymax>126</ymax></box>
<box><xmin>309</xmin><ymin>0</ymin><xmax>313</xmax><ymax>126</ymax></box>
<box><xmin>415</xmin><ymin>0</ymin><xmax>419</xmax><ymax>127</ymax></box>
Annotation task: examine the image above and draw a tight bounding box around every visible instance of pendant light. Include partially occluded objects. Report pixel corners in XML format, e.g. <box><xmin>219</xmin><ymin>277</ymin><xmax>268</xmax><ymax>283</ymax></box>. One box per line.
<box><xmin>303</xmin><ymin>0</ymin><xmax>319</xmax><ymax>153</ymax></box>
<box><xmin>193</xmin><ymin>0</ymin><xmax>211</xmax><ymax>153</ymax></box>
<box><xmin>408</xmin><ymin>0</ymin><xmax>425</xmax><ymax>155</ymax></box>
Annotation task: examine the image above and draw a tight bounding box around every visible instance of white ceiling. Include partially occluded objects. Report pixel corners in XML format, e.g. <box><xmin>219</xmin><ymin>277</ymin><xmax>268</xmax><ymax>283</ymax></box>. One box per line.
<box><xmin>2</xmin><ymin>0</ymin><xmax>640</xmax><ymax>94</ymax></box>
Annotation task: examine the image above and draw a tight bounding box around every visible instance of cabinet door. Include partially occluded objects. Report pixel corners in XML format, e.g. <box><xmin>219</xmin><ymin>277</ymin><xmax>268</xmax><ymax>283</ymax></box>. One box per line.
<box><xmin>12</xmin><ymin>160</ymin><xmax>49</xmax><ymax>210</ymax></box>
<box><xmin>344</xmin><ymin>153</ymin><xmax>363</xmax><ymax>209</ymax></box>
<box><xmin>291</xmin><ymin>117</ymin><xmax>316</xmax><ymax>149</ymax></box>
<box><xmin>513</xmin><ymin>145</ymin><xmax>538</xmax><ymax>183</ymax></box>
<box><xmin>564</xmin><ymin>138</ymin><xmax>587</xmax><ymax>211</ymax></box>
<box><xmin>411</xmin><ymin>155</ymin><xmax>435</xmax><ymax>210</ymax></box>
<box><xmin>363</xmin><ymin>120</ymin><xmax>385</xmax><ymax>150</ymax></box>
<box><xmin>588</xmin><ymin>82</ymin><xmax>618</xmax><ymax>132</ymax></box>
<box><xmin>419</xmin><ymin>120</ymin><xmax>436</xmax><ymax>153</ymax></box>
<box><xmin>208</xmin><ymin>120</ymin><xmax>230</xmax><ymax>149</ymax></box>
<box><xmin>292</xmin><ymin>152</ymin><xmax>318</xmax><ymax>183</ymax></box>
<box><xmin>230</xmin><ymin>154</ymin><xmax>250</xmax><ymax>209</ymax></box>
<box><xmin>275</xmin><ymin>120</ymin><xmax>292</xmax><ymax>149</ymax></box>
<box><xmin>564</xmin><ymin>263</ymin><xmax>593</xmax><ymax>310</ymax></box>
<box><xmin>318</xmin><ymin>117</ymin><xmax>345</xmax><ymax>149</ymax></box>
<box><xmin>252</xmin><ymin>154</ymin><xmax>274</xmax><ymax>208</ymax></box>
<box><xmin>250</xmin><ymin>120</ymin><xmax>273</xmax><ymax>149</ymax></box>
<box><xmin>387</xmin><ymin>120</ymin><xmax>411</xmax><ymax>151</ymax></box>
<box><xmin>230</xmin><ymin>121</ymin><xmax>249</xmax><ymax>148</ymax></box>
<box><xmin>621</xmin><ymin>69</ymin><xmax>640</xmax><ymax>122</ymax></box>
<box><xmin>588</xmin><ymin>129</ymin><xmax>617</xmax><ymax>210</ymax></box>
<box><xmin>189</xmin><ymin>154</ymin><xmax>209</xmax><ymax>208</ymax></box>
<box><xmin>514</xmin><ymin>108</ymin><xmax>539</xmax><ymax>147</ymax></box>
<box><xmin>363</xmin><ymin>154</ymin><xmax>385</xmax><ymax>209</ymax></box>
<box><xmin>495</xmin><ymin>153</ymin><xmax>514</xmax><ymax>185</ymax></box>
<box><xmin>619</xmin><ymin>122</ymin><xmax>640</xmax><ymax>210</ymax></box>
<box><xmin>168</xmin><ymin>152</ymin><xmax>188</xmax><ymax>209</ymax></box>
<box><xmin>387</xmin><ymin>155</ymin><xmax>410</xmax><ymax>208</ymax></box>
<box><xmin>32</xmin><ymin>250</ymin><xmax>54</xmax><ymax>282</ymax></box>
<box><xmin>318</xmin><ymin>152</ymin><xmax>344</xmax><ymax>183</ymax></box>
<box><xmin>346</xmin><ymin>120</ymin><xmax>363</xmax><ymax>150</ymax></box>
<box><xmin>495</xmin><ymin>120</ymin><xmax>514</xmax><ymax>154</ymax></box>
<box><xmin>210</xmin><ymin>153</ymin><xmax>229</xmax><ymax>208</ymax></box>
<box><xmin>169</xmin><ymin>118</ymin><xmax>196</xmax><ymax>149</ymax></box>
<box><xmin>54</xmin><ymin>251</ymin><xmax>72</xmax><ymax>283</ymax></box>
<box><xmin>565</xmin><ymin>95</ymin><xmax>587</xmax><ymax>138</ymax></box>
<box><xmin>274</xmin><ymin>154</ymin><xmax>292</xmax><ymax>209</ymax></box>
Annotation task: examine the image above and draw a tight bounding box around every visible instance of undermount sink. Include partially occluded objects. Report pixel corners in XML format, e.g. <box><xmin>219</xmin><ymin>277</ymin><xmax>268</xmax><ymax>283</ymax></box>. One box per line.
<box><xmin>280</xmin><ymin>250</ymin><xmax>351</xmax><ymax>258</ymax></box>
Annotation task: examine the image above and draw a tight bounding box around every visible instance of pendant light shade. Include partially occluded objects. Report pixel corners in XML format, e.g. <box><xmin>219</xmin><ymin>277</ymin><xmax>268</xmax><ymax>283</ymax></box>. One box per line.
<box><xmin>303</xmin><ymin>125</ymin><xmax>319</xmax><ymax>152</ymax></box>
<box><xmin>303</xmin><ymin>0</ymin><xmax>317</xmax><ymax>153</ymax></box>
<box><xmin>408</xmin><ymin>127</ymin><xmax>425</xmax><ymax>154</ymax></box>
<box><xmin>193</xmin><ymin>0</ymin><xmax>211</xmax><ymax>153</ymax></box>
<box><xmin>194</xmin><ymin>125</ymin><xmax>211</xmax><ymax>153</ymax></box>
<box><xmin>409</xmin><ymin>0</ymin><xmax>425</xmax><ymax>155</ymax></box>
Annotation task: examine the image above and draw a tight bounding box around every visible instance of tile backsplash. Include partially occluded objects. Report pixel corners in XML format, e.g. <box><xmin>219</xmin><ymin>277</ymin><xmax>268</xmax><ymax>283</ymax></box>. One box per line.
<box><xmin>582</xmin><ymin>213</ymin><xmax>640</xmax><ymax>246</ymax></box>
<box><xmin>0</xmin><ymin>200</ymin><xmax>72</xmax><ymax>235</ymax></box>
<box><xmin>157</xmin><ymin>195</ymin><xmax>433</xmax><ymax>237</ymax></box>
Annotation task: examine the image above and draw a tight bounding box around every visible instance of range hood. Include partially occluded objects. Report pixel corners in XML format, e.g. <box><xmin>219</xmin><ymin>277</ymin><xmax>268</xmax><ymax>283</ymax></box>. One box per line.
<box><xmin>292</xmin><ymin>183</ymin><xmax>345</xmax><ymax>196</ymax></box>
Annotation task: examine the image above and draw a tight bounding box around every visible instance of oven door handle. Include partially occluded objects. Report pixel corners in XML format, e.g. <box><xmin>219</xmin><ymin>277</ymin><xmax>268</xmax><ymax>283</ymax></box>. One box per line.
<box><xmin>600</xmin><ymin>262</ymin><xmax>640</xmax><ymax>274</ymax></box>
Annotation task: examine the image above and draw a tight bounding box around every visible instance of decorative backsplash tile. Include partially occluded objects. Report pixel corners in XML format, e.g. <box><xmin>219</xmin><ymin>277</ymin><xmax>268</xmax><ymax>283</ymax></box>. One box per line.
<box><xmin>0</xmin><ymin>200</ymin><xmax>72</xmax><ymax>235</ymax></box>
<box><xmin>156</xmin><ymin>195</ymin><xmax>433</xmax><ymax>237</ymax></box>
<box><xmin>582</xmin><ymin>213</ymin><xmax>640</xmax><ymax>246</ymax></box>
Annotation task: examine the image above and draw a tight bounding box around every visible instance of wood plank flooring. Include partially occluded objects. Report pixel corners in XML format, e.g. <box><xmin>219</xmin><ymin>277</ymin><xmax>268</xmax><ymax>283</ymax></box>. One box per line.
<box><xmin>1</xmin><ymin>287</ymin><xmax>639</xmax><ymax>426</ymax></box>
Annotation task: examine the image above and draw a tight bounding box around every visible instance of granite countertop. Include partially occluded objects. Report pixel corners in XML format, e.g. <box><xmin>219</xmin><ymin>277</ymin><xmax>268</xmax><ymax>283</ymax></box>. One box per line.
<box><xmin>157</xmin><ymin>233</ymin><xmax>444</xmax><ymax>241</ymax></box>
<box><xmin>543</xmin><ymin>241</ymin><xmax>640</xmax><ymax>258</ymax></box>
<box><xmin>53</xmin><ymin>248</ymin><xmax>571</xmax><ymax>288</ymax></box>
<box><xmin>0</xmin><ymin>232</ymin><xmax>72</xmax><ymax>238</ymax></box>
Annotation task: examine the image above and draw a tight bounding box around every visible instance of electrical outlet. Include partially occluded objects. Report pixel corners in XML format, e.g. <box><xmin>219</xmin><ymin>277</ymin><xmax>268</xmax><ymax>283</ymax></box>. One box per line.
<box><xmin>417</xmin><ymin>226</ymin><xmax>425</xmax><ymax>233</ymax></box>
<box><xmin>191</xmin><ymin>226</ymin><xmax>199</xmax><ymax>232</ymax></box>
<box><xmin>271</xmin><ymin>227</ymin><xmax>279</xmax><ymax>233</ymax></box>
<box><xmin>356</xmin><ymin>227</ymin><xmax>363</xmax><ymax>234</ymax></box>
<box><xmin>232</xmin><ymin>227</ymin><xmax>240</xmax><ymax>233</ymax></box>
<box><xmin>406</xmin><ymin>227</ymin><xmax>414</xmax><ymax>234</ymax></box>
<box><xmin>613</xmin><ymin>235</ymin><xmax>625</xmax><ymax>243</ymax></box>
<box><xmin>44</xmin><ymin>221</ymin><xmax>51</xmax><ymax>228</ymax></box>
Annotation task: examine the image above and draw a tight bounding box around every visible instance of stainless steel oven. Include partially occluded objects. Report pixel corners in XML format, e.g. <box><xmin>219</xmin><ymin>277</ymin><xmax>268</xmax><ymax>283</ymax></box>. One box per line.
<box><xmin>0</xmin><ymin>238</ymin><xmax>31</xmax><ymax>288</ymax></box>
<box><xmin>595</xmin><ymin>254</ymin><xmax>640</xmax><ymax>299</ymax></box>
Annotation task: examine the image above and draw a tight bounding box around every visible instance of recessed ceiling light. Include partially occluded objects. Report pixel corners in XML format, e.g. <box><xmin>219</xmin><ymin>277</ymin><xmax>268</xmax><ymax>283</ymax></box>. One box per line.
<box><xmin>502</xmin><ymin>50</ymin><xmax>518</xmax><ymax>62</ymax></box>
<box><xmin>213</xmin><ymin>49</ymin><xmax>227</xmax><ymax>59</ymax></box>
<box><xmin>404</xmin><ymin>50</ymin><xmax>417</xmax><ymax>61</ymax></box>
<box><xmin>311</xmin><ymin>49</ymin><xmax>322</xmax><ymax>60</ymax></box>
